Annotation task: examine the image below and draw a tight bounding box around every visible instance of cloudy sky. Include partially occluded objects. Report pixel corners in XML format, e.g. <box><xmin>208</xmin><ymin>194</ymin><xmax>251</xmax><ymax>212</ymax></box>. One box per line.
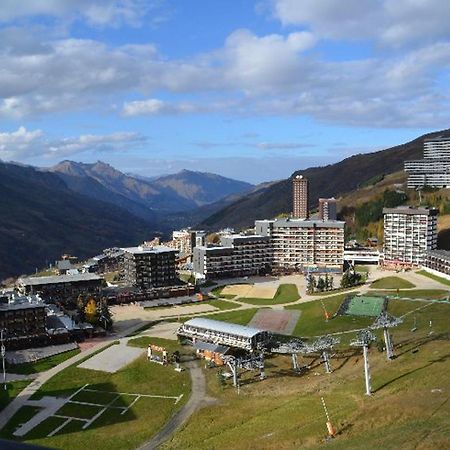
<box><xmin>0</xmin><ymin>0</ymin><xmax>449</xmax><ymax>183</ymax></box>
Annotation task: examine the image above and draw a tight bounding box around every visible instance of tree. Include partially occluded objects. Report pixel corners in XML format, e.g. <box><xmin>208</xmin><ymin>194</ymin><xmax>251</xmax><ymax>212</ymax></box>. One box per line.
<box><xmin>84</xmin><ymin>297</ymin><xmax>98</xmax><ymax>325</ymax></box>
<box><xmin>325</xmin><ymin>274</ymin><xmax>334</xmax><ymax>291</ymax></box>
<box><xmin>316</xmin><ymin>277</ymin><xmax>326</xmax><ymax>292</ymax></box>
<box><xmin>76</xmin><ymin>294</ymin><xmax>87</xmax><ymax>323</ymax></box>
<box><xmin>306</xmin><ymin>274</ymin><xmax>316</xmax><ymax>294</ymax></box>
<box><xmin>340</xmin><ymin>269</ymin><xmax>362</xmax><ymax>288</ymax></box>
<box><xmin>98</xmin><ymin>297</ymin><xmax>113</xmax><ymax>330</ymax></box>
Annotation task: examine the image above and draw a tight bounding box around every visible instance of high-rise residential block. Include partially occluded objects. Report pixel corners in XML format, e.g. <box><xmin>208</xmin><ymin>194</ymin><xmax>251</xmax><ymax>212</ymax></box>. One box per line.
<box><xmin>292</xmin><ymin>175</ymin><xmax>309</xmax><ymax>219</ymax></box>
<box><xmin>319</xmin><ymin>197</ymin><xmax>337</xmax><ymax>221</ymax></box>
<box><xmin>404</xmin><ymin>137</ymin><xmax>450</xmax><ymax>188</ymax></box>
<box><xmin>383</xmin><ymin>206</ymin><xmax>438</xmax><ymax>267</ymax></box>
<box><xmin>256</xmin><ymin>218</ymin><xmax>345</xmax><ymax>270</ymax></box>
<box><xmin>122</xmin><ymin>245</ymin><xmax>178</xmax><ymax>289</ymax></box>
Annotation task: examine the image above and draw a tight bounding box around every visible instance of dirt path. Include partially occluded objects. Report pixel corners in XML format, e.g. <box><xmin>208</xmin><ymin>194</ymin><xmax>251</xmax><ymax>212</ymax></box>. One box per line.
<box><xmin>138</xmin><ymin>361</ymin><xmax>209</xmax><ymax>450</ymax></box>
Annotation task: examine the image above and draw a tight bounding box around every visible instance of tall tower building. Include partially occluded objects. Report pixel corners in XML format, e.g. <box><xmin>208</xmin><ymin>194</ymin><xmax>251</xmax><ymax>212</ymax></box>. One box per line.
<box><xmin>292</xmin><ymin>175</ymin><xmax>309</xmax><ymax>219</ymax></box>
<box><xmin>319</xmin><ymin>197</ymin><xmax>337</xmax><ymax>221</ymax></box>
<box><xmin>383</xmin><ymin>206</ymin><xmax>438</xmax><ymax>267</ymax></box>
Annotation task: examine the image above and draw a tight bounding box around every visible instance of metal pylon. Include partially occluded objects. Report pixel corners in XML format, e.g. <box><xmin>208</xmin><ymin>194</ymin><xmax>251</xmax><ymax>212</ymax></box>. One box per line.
<box><xmin>351</xmin><ymin>329</ymin><xmax>376</xmax><ymax>396</ymax></box>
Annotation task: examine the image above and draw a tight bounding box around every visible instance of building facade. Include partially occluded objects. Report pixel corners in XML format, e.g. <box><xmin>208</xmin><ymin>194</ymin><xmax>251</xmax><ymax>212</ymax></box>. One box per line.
<box><xmin>423</xmin><ymin>250</ymin><xmax>450</xmax><ymax>280</ymax></box>
<box><xmin>318</xmin><ymin>197</ymin><xmax>337</xmax><ymax>221</ymax></box>
<box><xmin>17</xmin><ymin>273</ymin><xmax>104</xmax><ymax>299</ymax></box>
<box><xmin>292</xmin><ymin>175</ymin><xmax>309</xmax><ymax>219</ymax></box>
<box><xmin>256</xmin><ymin>218</ymin><xmax>345</xmax><ymax>271</ymax></box>
<box><xmin>122</xmin><ymin>245</ymin><xmax>178</xmax><ymax>289</ymax></box>
<box><xmin>404</xmin><ymin>137</ymin><xmax>450</xmax><ymax>188</ymax></box>
<box><xmin>383</xmin><ymin>207</ymin><xmax>438</xmax><ymax>267</ymax></box>
<box><xmin>193</xmin><ymin>234</ymin><xmax>271</xmax><ymax>279</ymax></box>
<box><xmin>0</xmin><ymin>294</ymin><xmax>47</xmax><ymax>349</ymax></box>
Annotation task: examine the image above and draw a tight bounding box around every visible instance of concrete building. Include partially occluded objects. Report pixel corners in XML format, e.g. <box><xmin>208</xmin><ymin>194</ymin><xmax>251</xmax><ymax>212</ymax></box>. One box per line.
<box><xmin>318</xmin><ymin>197</ymin><xmax>337</xmax><ymax>221</ymax></box>
<box><xmin>17</xmin><ymin>273</ymin><xmax>104</xmax><ymax>299</ymax></box>
<box><xmin>383</xmin><ymin>206</ymin><xmax>438</xmax><ymax>267</ymax></box>
<box><xmin>0</xmin><ymin>293</ymin><xmax>47</xmax><ymax>348</ymax></box>
<box><xmin>292</xmin><ymin>175</ymin><xmax>309</xmax><ymax>219</ymax></box>
<box><xmin>193</xmin><ymin>234</ymin><xmax>271</xmax><ymax>279</ymax></box>
<box><xmin>405</xmin><ymin>137</ymin><xmax>450</xmax><ymax>188</ymax></box>
<box><xmin>167</xmin><ymin>229</ymin><xmax>207</xmax><ymax>257</ymax></box>
<box><xmin>256</xmin><ymin>218</ymin><xmax>345</xmax><ymax>272</ymax></box>
<box><xmin>423</xmin><ymin>250</ymin><xmax>450</xmax><ymax>280</ymax></box>
<box><xmin>122</xmin><ymin>245</ymin><xmax>178</xmax><ymax>289</ymax></box>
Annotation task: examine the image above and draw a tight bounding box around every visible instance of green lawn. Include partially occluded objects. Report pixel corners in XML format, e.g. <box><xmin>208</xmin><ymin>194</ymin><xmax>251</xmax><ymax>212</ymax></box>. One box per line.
<box><xmin>416</xmin><ymin>269</ymin><xmax>450</xmax><ymax>287</ymax></box>
<box><xmin>370</xmin><ymin>289</ymin><xmax>449</xmax><ymax>299</ymax></box>
<box><xmin>285</xmin><ymin>292</ymin><xmax>372</xmax><ymax>338</ymax></box>
<box><xmin>0</xmin><ymin>379</ymin><xmax>32</xmax><ymax>412</ymax></box>
<box><xmin>0</xmin><ymin>339</ymin><xmax>191</xmax><ymax>450</ymax></box>
<box><xmin>164</xmin><ymin>304</ymin><xmax>450</xmax><ymax>450</ymax></box>
<box><xmin>370</xmin><ymin>276</ymin><xmax>415</xmax><ymax>289</ymax></box>
<box><xmin>206</xmin><ymin>299</ymin><xmax>240</xmax><ymax>310</ymax></box>
<box><xmin>8</xmin><ymin>349</ymin><xmax>81</xmax><ymax>375</ymax></box>
<box><xmin>200</xmin><ymin>308</ymin><xmax>259</xmax><ymax>325</ymax></box>
<box><xmin>238</xmin><ymin>284</ymin><xmax>300</xmax><ymax>305</ymax></box>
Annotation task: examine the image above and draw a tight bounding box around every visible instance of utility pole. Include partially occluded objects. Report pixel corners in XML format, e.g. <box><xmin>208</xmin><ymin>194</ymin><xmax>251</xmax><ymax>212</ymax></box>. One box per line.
<box><xmin>1</xmin><ymin>329</ymin><xmax>6</xmax><ymax>391</ymax></box>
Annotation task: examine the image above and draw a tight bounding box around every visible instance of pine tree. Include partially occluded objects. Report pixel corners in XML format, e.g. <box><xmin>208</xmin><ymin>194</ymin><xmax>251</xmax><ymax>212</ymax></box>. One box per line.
<box><xmin>98</xmin><ymin>297</ymin><xmax>113</xmax><ymax>330</ymax></box>
<box><xmin>316</xmin><ymin>277</ymin><xmax>326</xmax><ymax>292</ymax></box>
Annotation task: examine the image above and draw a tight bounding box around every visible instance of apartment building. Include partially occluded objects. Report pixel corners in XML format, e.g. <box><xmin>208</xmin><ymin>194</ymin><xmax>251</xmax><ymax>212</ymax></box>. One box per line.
<box><xmin>193</xmin><ymin>234</ymin><xmax>272</xmax><ymax>279</ymax></box>
<box><xmin>292</xmin><ymin>175</ymin><xmax>309</xmax><ymax>219</ymax></box>
<box><xmin>404</xmin><ymin>137</ymin><xmax>450</xmax><ymax>188</ymax></box>
<box><xmin>383</xmin><ymin>206</ymin><xmax>438</xmax><ymax>267</ymax></box>
<box><xmin>422</xmin><ymin>250</ymin><xmax>450</xmax><ymax>280</ymax></box>
<box><xmin>318</xmin><ymin>197</ymin><xmax>337</xmax><ymax>221</ymax></box>
<box><xmin>0</xmin><ymin>293</ymin><xmax>47</xmax><ymax>348</ymax></box>
<box><xmin>122</xmin><ymin>245</ymin><xmax>178</xmax><ymax>289</ymax></box>
<box><xmin>256</xmin><ymin>218</ymin><xmax>345</xmax><ymax>271</ymax></box>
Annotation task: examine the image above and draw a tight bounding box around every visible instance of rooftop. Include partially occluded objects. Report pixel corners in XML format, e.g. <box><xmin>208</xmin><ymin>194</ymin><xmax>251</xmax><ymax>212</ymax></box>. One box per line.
<box><xmin>383</xmin><ymin>206</ymin><xmax>439</xmax><ymax>216</ymax></box>
<box><xmin>122</xmin><ymin>245</ymin><xmax>178</xmax><ymax>255</ymax></box>
<box><xmin>18</xmin><ymin>273</ymin><xmax>102</xmax><ymax>286</ymax></box>
<box><xmin>183</xmin><ymin>317</ymin><xmax>265</xmax><ymax>339</ymax></box>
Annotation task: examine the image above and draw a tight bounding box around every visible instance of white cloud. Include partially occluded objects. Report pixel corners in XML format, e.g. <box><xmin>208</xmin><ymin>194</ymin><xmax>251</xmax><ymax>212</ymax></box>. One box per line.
<box><xmin>0</xmin><ymin>127</ymin><xmax>146</xmax><ymax>160</ymax></box>
<box><xmin>271</xmin><ymin>0</ymin><xmax>450</xmax><ymax>47</ymax></box>
<box><xmin>0</xmin><ymin>0</ymin><xmax>165</xmax><ymax>28</ymax></box>
<box><xmin>0</xmin><ymin>18</ymin><xmax>449</xmax><ymax>128</ymax></box>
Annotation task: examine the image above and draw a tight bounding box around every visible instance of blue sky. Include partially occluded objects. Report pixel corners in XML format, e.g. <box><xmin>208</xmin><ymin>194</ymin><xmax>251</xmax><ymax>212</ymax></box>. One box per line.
<box><xmin>0</xmin><ymin>0</ymin><xmax>449</xmax><ymax>183</ymax></box>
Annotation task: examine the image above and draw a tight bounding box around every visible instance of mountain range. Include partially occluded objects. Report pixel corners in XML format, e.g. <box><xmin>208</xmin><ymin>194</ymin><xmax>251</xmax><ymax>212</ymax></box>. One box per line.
<box><xmin>0</xmin><ymin>162</ymin><xmax>253</xmax><ymax>280</ymax></box>
<box><xmin>199</xmin><ymin>128</ymin><xmax>450</xmax><ymax>230</ymax></box>
<box><xmin>2</xmin><ymin>127</ymin><xmax>450</xmax><ymax>280</ymax></box>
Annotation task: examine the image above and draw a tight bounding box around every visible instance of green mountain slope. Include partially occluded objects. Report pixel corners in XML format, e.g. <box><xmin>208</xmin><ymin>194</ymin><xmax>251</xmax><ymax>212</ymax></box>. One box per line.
<box><xmin>0</xmin><ymin>162</ymin><xmax>158</xmax><ymax>280</ymax></box>
<box><xmin>199</xmin><ymin>128</ymin><xmax>450</xmax><ymax>230</ymax></box>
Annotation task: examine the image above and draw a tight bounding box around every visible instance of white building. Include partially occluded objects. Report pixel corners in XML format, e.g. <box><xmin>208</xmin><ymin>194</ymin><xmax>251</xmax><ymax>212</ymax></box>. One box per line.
<box><xmin>405</xmin><ymin>137</ymin><xmax>450</xmax><ymax>188</ymax></box>
<box><xmin>256</xmin><ymin>218</ymin><xmax>345</xmax><ymax>271</ymax></box>
<box><xmin>383</xmin><ymin>207</ymin><xmax>438</xmax><ymax>267</ymax></box>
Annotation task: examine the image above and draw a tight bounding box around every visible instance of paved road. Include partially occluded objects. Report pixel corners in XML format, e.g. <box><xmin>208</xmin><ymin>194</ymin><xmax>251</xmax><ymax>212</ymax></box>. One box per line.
<box><xmin>139</xmin><ymin>361</ymin><xmax>209</xmax><ymax>450</ymax></box>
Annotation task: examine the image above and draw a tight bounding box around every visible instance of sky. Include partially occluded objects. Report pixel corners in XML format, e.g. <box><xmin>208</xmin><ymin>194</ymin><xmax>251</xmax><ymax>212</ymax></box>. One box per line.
<box><xmin>0</xmin><ymin>0</ymin><xmax>449</xmax><ymax>184</ymax></box>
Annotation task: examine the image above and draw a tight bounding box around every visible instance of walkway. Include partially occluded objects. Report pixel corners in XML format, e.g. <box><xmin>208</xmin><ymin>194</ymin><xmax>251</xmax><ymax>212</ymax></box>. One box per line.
<box><xmin>138</xmin><ymin>361</ymin><xmax>210</xmax><ymax>450</ymax></box>
<box><xmin>0</xmin><ymin>320</ymin><xmax>149</xmax><ymax>431</ymax></box>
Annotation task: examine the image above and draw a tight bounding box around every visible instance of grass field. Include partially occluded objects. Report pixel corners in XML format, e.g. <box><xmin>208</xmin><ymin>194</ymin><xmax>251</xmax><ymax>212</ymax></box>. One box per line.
<box><xmin>238</xmin><ymin>284</ymin><xmax>300</xmax><ymax>305</ymax></box>
<box><xmin>417</xmin><ymin>269</ymin><xmax>450</xmax><ymax>287</ymax></box>
<box><xmin>164</xmin><ymin>301</ymin><xmax>450</xmax><ymax>450</ymax></box>
<box><xmin>370</xmin><ymin>289</ymin><xmax>449</xmax><ymax>299</ymax></box>
<box><xmin>8</xmin><ymin>349</ymin><xmax>81</xmax><ymax>375</ymax></box>
<box><xmin>205</xmin><ymin>299</ymin><xmax>240</xmax><ymax>310</ymax></box>
<box><xmin>0</xmin><ymin>379</ymin><xmax>32</xmax><ymax>412</ymax></box>
<box><xmin>200</xmin><ymin>308</ymin><xmax>259</xmax><ymax>325</ymax></box>
<box><xmin>344</xmin><ymin>296</ymin><xmax>385</xmax><ymax>317</ymax></box>
<box><xmin>370</xmin><ymin>276</ymin><xmax>415</xmax><ymax>289</ymax></box>
<box><xmin>0</xmin><ymin>339</ymin><xmax>191</xmax><ymax>450</ymax></box>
